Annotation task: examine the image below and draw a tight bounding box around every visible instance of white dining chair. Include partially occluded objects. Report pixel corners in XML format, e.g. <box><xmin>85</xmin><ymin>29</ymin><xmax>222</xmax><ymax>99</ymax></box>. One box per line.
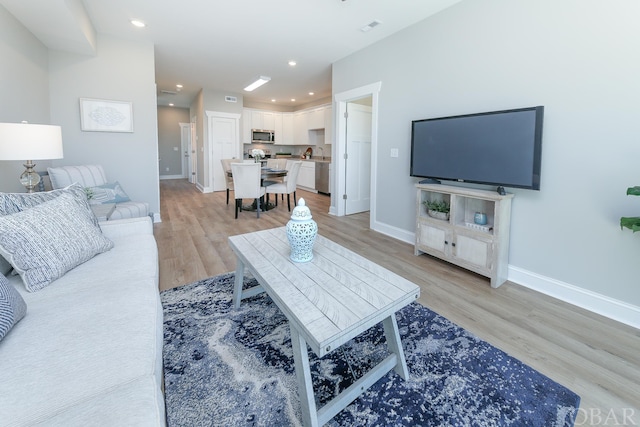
<box><xmin>231</xmin><ymin>162</ymin><xmax>266</xmax><ymax>218</ymax></box>
<box><xmin>265</xmin><ymin>160</ymin><xmax>302</xmax><ymax>211</ymax></box>
<box><xmin>220</xmin><ymin>159</ymin><xmax>235</xmax><ymax>205</ymax></box>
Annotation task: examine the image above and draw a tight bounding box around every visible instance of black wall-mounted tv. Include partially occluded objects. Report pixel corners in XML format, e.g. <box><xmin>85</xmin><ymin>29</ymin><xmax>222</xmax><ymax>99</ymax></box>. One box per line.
<box><xmin>410</xmin><ymin>106</ymin><xmax>544</xmax><ymax>192</ymax></box>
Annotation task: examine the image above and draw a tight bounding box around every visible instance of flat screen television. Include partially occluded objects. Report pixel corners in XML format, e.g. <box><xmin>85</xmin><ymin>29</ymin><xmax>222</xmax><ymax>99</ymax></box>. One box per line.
<box><xmin>410</xmin><ymin>106</ymin><xmax>544</xmax><ymax>192</ymax></box>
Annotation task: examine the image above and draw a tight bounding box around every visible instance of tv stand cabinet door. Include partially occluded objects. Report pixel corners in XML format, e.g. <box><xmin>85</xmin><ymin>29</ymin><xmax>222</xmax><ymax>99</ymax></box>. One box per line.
<box><xmin>452</xmin><ymin>232</ymin><xmax>493</xmax><ymax>275</ymax></box>
<box><xmin>415</xmin><ymin>221</ymin><xmax>450</xmax><ymax>257</ymax></box>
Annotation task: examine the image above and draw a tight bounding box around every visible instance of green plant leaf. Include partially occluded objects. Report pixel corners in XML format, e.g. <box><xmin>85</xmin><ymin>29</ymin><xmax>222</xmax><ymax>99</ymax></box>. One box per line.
<box><xmin>627</xmin><ymin>186</ymin><xmax>640</xmax><ymax>196</ymax></box>
<box><xmin>620</xmin><ymin>216</ymin><xmax>640</xmax><ymax>232</ymax></box>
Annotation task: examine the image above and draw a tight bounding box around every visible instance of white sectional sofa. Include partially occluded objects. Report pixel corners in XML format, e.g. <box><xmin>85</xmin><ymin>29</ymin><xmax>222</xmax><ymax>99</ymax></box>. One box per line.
<box><xmin>0</xmin><ymin>186</ymin><xmax>165</xmax><ymax>426</ymax></box>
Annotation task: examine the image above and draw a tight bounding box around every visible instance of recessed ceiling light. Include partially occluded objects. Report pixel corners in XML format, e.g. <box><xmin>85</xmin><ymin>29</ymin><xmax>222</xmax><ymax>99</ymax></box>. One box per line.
<box><xmin>288</xmin><ymin>60</ymin><xmax>297</xmax><ymax>66</ymax></box>
<box><xmin>131</xmin><ymin>19</ymin><xmax>146</xmax><ymax>28</ymax></box>
<box><xmin>244</xmin><ymin>76</ymin><xmax>271</xmax><ymax>92</ymax></box>
<box><xmin>176</xmin><ymin>84</ymin><xmax>183</xmax><ymax>88</ymax></box>
<box><xmin>309</xmin><ymin>92</ymin><xmax>315</xmax><ymax>96</ymax></box>
<box><xmin>271</xmin><ymin>99</ymin><xmax>276</xmax><ymax>102</ymax></box>
<box><xmin>291</xmin><ymin>98</ymin><xmax>296</xmax><ymax>102</ymax></box>
<box><xmin>169</xmin><ymin>103</ymin><xmax>174</xmax><ymax>107</ymax></box>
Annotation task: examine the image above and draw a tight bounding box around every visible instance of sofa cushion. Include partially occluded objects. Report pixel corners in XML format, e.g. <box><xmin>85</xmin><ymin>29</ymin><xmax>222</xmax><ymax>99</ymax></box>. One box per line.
<box><xmin>0</xmin><ymin>192</ymin><xmax>113</xmax><ymax>292</ymax></box>
<box><xmin>0</xmin><ymin>272</ymin><xmax>26</xmax><ymax>342</ymax></box>
<box><xmin>0</xmin><ymin>228</ymin><xmax>162</xmax><ymax>426</ymax></box>
<box><xmin>47</xmin><ymin>164</ymin><xmax>108</xmax><ymax>189</ymax></box>
<box><xmin>88</xmin><ymin>181</ymin><xmax>131</xmax><ymax>204</ymax></box>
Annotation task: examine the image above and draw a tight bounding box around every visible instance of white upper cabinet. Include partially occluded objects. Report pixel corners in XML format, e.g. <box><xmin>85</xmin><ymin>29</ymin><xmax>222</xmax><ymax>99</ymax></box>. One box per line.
<box><xmin>324</xmin><ymin>106</ymin><xmax>333</xmax><ymax>144</ymax></box>
<box><xmin>279</xmin><ymin>113</ymin><xmax>294</xmax><ymax>145</ymax></box>
<box><xmin>308</xmin><ymin>107</ymin><xmax>325</xmax><ymax>130</ymax></box>
<box><xmin>243</xmin><ymin>104</ymin><xmax>331</xmax><ymax>146</ymax></box>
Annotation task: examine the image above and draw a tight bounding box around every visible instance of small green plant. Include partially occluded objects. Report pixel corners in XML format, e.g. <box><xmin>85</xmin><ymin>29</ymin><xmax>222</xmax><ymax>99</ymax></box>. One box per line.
<box><xmin>423</xmin><ymin>199</ymin><xmax>450</xmax><ymax>213</ymax></box>
<box><xmin>84</xmin><ymin>187</ymin><xmax>94</xmax><ymax>200</ymax></box>
<box><xmin>620</xmin><ymin>186</ymin><xmax>640</xmax><ymax>232</ymax></box>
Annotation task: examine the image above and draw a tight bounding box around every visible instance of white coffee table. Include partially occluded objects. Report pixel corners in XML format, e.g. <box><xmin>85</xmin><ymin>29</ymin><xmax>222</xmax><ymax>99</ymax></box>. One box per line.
<box><xmin>228</xmin><ymin>227</ymin><xmax>420</xmax><ymax>427</ymax></box>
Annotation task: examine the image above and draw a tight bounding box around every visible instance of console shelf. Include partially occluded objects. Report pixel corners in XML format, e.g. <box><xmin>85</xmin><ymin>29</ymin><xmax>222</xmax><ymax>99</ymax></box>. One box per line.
<box><xmin>415</xmin><ymin>183</ymin><xmax>514</xmax><ymax>288</ymax></box>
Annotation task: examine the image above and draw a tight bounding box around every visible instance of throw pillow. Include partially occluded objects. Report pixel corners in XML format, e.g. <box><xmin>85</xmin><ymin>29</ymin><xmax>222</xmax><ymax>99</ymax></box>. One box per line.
<box><xmin>0</xmin><ymin>183</ymin><xmax>97</xmax><ymax>226</ymax></box>
<box><xmin>0</xmin><ymin>192</ymin><xmax>114</xmax><ymax>292</ymax></box>
<box><xmin>87</xmin><ymin>181</ymin><xmax>131</xmax><ymax>205</ymax></box>
<box><xmin>0</xmin><ymin>272</ymin><xmax>27</xmax><ymax>341</ymax></box>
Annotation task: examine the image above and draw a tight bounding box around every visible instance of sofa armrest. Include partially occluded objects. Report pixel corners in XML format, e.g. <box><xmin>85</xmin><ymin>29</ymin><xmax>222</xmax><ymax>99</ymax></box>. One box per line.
<box><xmin>99</xmin><ymin>216</ymin><xmax>153</xmax><ymax>239</ymax></box>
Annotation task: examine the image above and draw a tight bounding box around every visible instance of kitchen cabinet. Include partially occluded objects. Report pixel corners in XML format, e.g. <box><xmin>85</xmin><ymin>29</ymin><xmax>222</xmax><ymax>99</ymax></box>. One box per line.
<box><xmin>324</xmin><ymin>106</ymin><xmax>333</xmax><ymax>144</ymax></box>
<box><xmin>250</xmin><ymin>110</ymin><xmax>276</xmax><ymax>131</ymax></box>
<box><xmin>297</xmin><ymin>161</ymin><xmax>315</xmax><ymax>190</ymax></box>
<box><xmin>414</xmin><ymin>183</ymin><xmax>513</xmax><ymax>288</ymax></box>
<box><xmin>242</xmin><ymin>108</ymin><xmax>252</xmax><ymax>144</ymax></box>
<box><xmin>293</xmin><ymin>111</ymin><xmax>309</xmax><ymax>145</ymax></box>
<box><xmin>308</xmin><ymin>107</ymin><xmax>325</xmax><ymax>130</ymax></box>
<box><xmin>279</xmin><ymin>113</ymin><xmax>294</xmax><ymax>145</ymax></box>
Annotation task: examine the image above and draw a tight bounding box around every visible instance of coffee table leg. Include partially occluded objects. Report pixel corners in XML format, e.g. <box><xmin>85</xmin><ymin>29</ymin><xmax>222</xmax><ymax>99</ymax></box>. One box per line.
<box><xmin>233</xmin><ymin>258</ymin><xmax>245</xmax><ymax>309</ymax></box>
<box><xmin>382</xmin><ymin>314</ymin><xmax>409</xmax><ymax>380</ymax></box>
<box><xmin>290</xmin><ymin>325</ymin><xmax>318</xmax><ymax>427</ymax></box>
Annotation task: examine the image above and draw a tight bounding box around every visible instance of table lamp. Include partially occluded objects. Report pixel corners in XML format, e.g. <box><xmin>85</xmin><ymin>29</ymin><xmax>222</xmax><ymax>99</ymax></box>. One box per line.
<box><xmin>0</xmin><ymin>122</ymin><xmax>64</xmax><ymax>192</ymax></box>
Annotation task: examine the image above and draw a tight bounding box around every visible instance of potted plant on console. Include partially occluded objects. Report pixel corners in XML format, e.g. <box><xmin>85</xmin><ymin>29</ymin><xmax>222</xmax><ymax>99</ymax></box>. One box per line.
<box><xmin>424</xmin><ymin>199</ymin><xmax>450</xmax><ymax>221</ymax></box>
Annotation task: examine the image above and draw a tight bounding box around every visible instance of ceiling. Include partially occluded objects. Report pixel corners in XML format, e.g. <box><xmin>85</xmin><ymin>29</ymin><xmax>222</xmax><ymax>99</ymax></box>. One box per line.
<box><xmin>1</xmin><ymin>0</ymin><xmax>461</xmax><ymax>109</ymax></box>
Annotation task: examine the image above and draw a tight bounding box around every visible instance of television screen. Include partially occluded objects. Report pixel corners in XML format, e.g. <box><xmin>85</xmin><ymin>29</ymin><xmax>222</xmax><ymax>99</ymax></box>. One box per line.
<box><xmin>410</xmin><ymin>106</ymin><xmax>544</xmax><ymax>190</ymax></box>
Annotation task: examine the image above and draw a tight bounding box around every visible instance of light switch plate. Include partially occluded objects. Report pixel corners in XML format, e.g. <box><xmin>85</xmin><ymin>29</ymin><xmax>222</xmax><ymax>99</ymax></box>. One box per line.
<box><xmin>390</xmin><ymin>148</ymin><xmax>399</xmax><ymax>158</ymax></box>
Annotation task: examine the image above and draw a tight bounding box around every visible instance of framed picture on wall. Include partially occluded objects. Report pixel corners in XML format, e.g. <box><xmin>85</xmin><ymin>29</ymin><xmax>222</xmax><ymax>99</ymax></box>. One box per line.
<box><xmin>80</xmin><ymin>98</ymin><xmax>133</xmax><ymax>132</ymax></box>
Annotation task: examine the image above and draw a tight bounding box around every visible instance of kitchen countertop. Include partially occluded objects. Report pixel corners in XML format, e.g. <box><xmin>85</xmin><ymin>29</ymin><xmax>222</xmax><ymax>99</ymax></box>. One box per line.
<box><xmin>274</xmin><ymin>155</ymin><xmax>331</xmax><ymax>163</ymax></box>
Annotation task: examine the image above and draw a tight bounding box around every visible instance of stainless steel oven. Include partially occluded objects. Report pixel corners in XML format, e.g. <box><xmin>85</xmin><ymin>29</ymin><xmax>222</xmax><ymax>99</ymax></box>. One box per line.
<box><xmin>251</xmin><ymin>129</ymin><xmax>274</xmax><ymax>144</ymax></box>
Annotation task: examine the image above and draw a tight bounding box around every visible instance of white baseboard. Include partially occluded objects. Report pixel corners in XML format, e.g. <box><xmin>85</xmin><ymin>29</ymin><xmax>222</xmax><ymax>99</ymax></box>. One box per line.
<box><xmin>371</xmin><ymin>220</ymin><xmax>414</xmax><ymax>245</ymax></box>
<box><xmin>508</xmin><ymin>266</ymin><xmax>640</xmax><ymax>330</ymax></box>
<box><xmin>159</xmin><ymin>175</ymin><xmax>185</xmax><ymax>180</ymax></box>
<box><xmin>196</xmin><ymin>183</ymin><xmax>213</xmax><ymax>193</ymax></box>
<box><xmin>371</xmin><ymin>224</ymin><xmax>639</xmax><ymax>330</ymax></box>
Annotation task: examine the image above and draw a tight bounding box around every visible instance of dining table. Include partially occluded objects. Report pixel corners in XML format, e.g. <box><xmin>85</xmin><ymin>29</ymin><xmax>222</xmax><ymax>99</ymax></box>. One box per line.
<box><xmin>226</xmin><ymin>166</ymin><xmax>288</xmax><ymax>211</ymax></box>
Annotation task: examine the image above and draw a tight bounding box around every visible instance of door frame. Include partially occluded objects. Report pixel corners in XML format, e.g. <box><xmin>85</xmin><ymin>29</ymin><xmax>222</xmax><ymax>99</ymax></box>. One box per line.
<box><xmin>332</xmin><ymin>81</ymin><xmax>381</xmax><ymax>229</ymax></box>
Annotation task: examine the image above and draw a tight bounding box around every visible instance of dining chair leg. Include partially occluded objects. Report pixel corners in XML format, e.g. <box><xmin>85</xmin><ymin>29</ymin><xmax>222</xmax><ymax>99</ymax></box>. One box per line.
<box><xmin>287</xmin><ymin>194</ymin><xmax>291</xmax><ymax>211</ymax></box>
<box><xmin>226</xmin><ymin>189</ymin><xmax>230</xmax><ymax>205</ymax></box>
<box><xmin>235</xmin><ymin>199</ymin><xmax>239</xmax><ymax>219</ymax></box>
<box><xmin>293</xmin><ymin>191</ymin><xmax>297</xmax><ymax>206</ymax></box>
<box><xmin>256</xmin><ymin>198</ymin><xmax>261</xmax><ymax>218</ymax></box>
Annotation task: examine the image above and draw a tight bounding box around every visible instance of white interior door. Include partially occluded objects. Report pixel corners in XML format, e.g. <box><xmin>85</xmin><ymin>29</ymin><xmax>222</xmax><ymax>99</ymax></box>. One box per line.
<box><xmin>209</xmin><ymin>113</ymin><xmax>240</xmax><ymax>192</ymax></box>
<box><xmin>180</xmin><ymin>123</ymin><xmax>191</xmax><ymax>179</ymax></box>
<box><xmin>190</xmin><ymin>118</ymin><xmax>197</xmax><ymax>184</ymax></box>
<box><xmin>345</xmin><ymin>102</ymin><xmax>372</xmax><ymax>215</ymax></box>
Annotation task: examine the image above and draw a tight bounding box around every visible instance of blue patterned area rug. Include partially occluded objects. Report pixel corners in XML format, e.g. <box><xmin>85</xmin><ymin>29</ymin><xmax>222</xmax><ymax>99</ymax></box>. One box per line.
<box><xmin>161</xmin><ymin>273</ymin><xmax>580</xmax><ymax>426</ymax></box>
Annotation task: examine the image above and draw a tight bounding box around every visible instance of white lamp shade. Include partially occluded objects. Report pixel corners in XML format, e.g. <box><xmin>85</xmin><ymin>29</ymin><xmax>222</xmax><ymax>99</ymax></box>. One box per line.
<box><xmin>0</xmin><ymin>122</ymin><xmax>64</xmax><ymax>161</ymax></box>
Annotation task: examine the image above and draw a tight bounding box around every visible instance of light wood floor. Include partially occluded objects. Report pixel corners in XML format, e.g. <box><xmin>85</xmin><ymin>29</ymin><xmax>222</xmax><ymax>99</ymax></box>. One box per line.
<box><xmin>154</xmin><ymin>179</ymin><xmax>640</xmax><ymax>423</ymax></box>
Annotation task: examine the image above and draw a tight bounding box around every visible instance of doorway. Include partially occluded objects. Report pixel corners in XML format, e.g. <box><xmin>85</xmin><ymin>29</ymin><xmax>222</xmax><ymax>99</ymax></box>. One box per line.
<box><xmin>333</xmin><ymin>82</ymin><xmax>381</xmax><ymax>229</ymax></box>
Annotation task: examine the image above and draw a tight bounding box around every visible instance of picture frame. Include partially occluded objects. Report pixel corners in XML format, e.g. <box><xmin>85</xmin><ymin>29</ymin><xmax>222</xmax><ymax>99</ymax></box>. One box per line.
<box><xmin>80</xmin><ymin>98</ymin><xmax>133</xmax><ymax>132</ymax></box>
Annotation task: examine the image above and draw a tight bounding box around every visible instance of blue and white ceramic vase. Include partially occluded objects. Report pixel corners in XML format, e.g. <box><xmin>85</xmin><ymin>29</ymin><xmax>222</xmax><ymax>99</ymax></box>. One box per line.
<box><xmin>286</xmin><ymin>198</ymin><xmax>318</xmax><ymax>263</ymax></box>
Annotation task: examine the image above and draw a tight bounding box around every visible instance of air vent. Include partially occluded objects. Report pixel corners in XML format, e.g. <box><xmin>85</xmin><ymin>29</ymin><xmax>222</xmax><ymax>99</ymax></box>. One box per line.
<box><xmin>160</xmin><ymin>90</ymin><xmax>177</xmax><ymax>95</ymax></box>
<box><xmin>360</xmin><ymin>20</ymin><xmax>382</xmax><ymax>32</ymax></box>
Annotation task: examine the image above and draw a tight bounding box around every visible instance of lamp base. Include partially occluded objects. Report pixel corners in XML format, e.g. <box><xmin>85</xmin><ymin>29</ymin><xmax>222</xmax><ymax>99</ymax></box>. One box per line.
<box><xmin>19</xmin><ymin>160</ymin><xmax>41</xmax><ymax>193</ymax></box>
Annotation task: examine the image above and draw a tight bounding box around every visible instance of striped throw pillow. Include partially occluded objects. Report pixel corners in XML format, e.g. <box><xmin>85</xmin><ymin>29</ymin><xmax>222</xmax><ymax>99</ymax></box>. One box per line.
<box><xmin>0</xmin><ymin>192</ymin><xmax>113</xmax><ymax>292</ymax></box>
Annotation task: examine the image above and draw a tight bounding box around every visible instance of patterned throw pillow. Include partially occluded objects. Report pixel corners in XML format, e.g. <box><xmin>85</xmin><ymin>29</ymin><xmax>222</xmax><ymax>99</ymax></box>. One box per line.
<box><xmin>88</xmin><ymin>181</ymin><xmax>131</xmax><ymax>205</ymax></box>
<box><xmin>0</xmin><ymin>272</ymin><xmax>27</xmax><ymax>341</ymax></box>
<box><xmin>0</xmin><ymin>183</ymin><xmax>97</xmax><ymax>226</ymax></box>
<box><xmin>0</xmin><ymin>192</ymin><xmax>114</xmax><ymax>292</ymax></box>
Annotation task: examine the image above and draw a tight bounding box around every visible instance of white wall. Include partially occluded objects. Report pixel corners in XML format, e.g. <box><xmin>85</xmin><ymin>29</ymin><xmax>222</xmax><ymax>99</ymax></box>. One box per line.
<box><xmin>333</xmin><ymin>0</ymin><xmax>640</xmax><ymax>310</ymax></box>
<box><xmin>48</xmin><ymin>34</ymin><xmax>160</xmax><ymax>216</ymax></box>
<box><xmin>0</xmin><ymin>6</ymin><xmax>51</xmax><ymax>192</ymax></box>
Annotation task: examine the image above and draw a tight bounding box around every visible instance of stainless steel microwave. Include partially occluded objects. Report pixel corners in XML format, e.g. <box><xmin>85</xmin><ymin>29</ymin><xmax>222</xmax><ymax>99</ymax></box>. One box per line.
<box><xmin>252</xmin><ymin>129</ymin><xmax>275</xmax><ymax>144</ymax></box>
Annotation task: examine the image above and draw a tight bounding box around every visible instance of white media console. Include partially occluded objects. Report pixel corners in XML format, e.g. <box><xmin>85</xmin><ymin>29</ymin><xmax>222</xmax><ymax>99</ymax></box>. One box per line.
<box><xmin>415</xmin><ymin>183</ymin><xmax>514</xmax><ymax>288</ymax></box>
